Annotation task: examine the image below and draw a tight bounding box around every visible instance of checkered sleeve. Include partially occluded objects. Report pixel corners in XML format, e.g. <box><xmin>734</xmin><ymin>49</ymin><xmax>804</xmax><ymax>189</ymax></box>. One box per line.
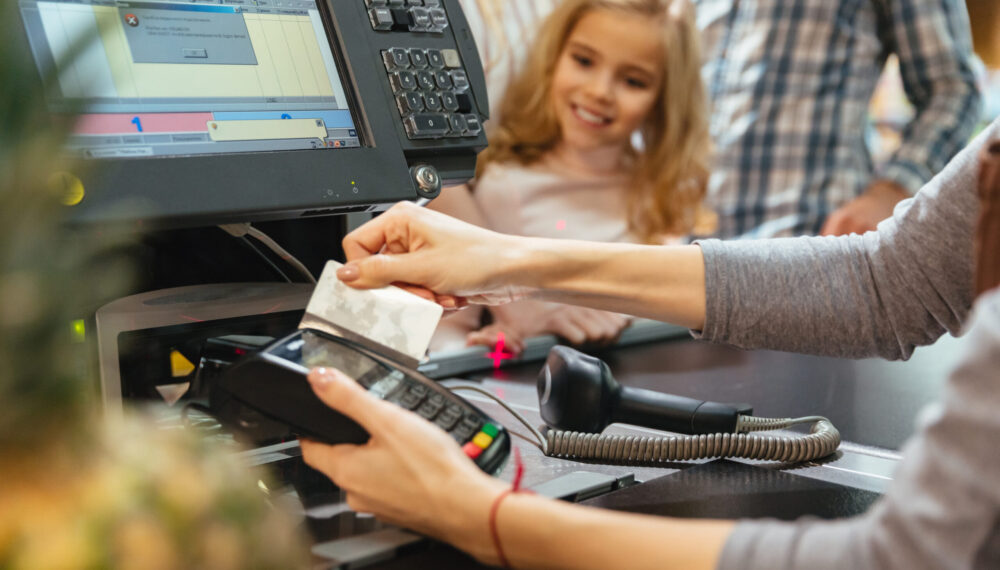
<box><xmin>876</xmin><ymin>0</ymin><xmax>982</xmax><ymax>194</ymax></box>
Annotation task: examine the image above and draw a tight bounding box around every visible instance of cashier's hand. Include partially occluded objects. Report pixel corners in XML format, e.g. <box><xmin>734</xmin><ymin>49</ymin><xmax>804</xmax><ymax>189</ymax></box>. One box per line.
<box><xmin>300</xmin><ymin>367</ymin><xmax>507</xmax><ymax>562</ymax></box>
<box><xmin>820</xmin><ymin>180</ymin><xmax>909</xmax><ymax>236</ymax></box>
<box><xmin>336</xmin><ymin>201</ymin><xmax>528</xmax><ymax>307</ymax></box>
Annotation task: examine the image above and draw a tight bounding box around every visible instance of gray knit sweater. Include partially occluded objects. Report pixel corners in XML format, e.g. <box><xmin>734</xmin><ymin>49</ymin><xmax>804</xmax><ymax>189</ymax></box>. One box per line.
<box><xmin>699</xmin><ymin>118</ymin><xmax>1000</xmax><ymax>569</ymax></box>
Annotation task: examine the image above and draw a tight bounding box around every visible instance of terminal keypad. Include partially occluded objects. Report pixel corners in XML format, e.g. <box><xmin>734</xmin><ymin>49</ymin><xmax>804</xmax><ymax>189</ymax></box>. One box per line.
<box><xmin>382</xmin><ymin>44</ymin><xmax>483</xmax><ymax>139</ymax></box>
<box><xmin>367</xmin><ymin>0</ymin><xmax>448</xmax><ymax>33</ymax></box>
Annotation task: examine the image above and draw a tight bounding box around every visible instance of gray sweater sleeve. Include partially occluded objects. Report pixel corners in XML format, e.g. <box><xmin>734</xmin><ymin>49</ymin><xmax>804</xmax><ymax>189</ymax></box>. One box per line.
<box><xmin>717</xmin><ymin>289</ymin><xmax>1000</xmax><ymax>570</ymax></box>
<box><xmin>694</xmin><ymin>120</ymin><xmax>1000</xmax><ymax>360</ymax></box>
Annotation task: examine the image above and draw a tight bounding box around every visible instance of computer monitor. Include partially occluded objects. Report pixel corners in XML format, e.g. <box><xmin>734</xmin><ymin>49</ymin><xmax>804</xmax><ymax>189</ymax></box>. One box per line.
<box><xmin>16</xmin><ymin>0</ymin><xmax>489</xmax><ymax>228</ymax></box>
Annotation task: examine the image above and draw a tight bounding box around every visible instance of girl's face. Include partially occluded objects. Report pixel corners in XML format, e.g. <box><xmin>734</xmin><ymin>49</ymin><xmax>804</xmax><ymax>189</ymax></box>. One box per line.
<box><xmin>550</xmin><ymin>8</ymin><xmax>664</xmax><ymax>155</ymax></box>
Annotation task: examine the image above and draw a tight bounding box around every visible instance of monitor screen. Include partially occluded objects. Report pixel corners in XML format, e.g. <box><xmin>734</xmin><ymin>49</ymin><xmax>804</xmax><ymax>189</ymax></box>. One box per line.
<box><xmin>19</xmin><ymin>0</ymin><xmax>361</xmax><ymax>160</ymax></box>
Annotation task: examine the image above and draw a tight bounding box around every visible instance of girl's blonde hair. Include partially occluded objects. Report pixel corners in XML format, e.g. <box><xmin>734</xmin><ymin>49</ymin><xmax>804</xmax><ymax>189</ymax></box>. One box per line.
<box><xmin>477</xmin><ymin>0</ymin><xmax>713</xmax><ymax>242</ymax></box>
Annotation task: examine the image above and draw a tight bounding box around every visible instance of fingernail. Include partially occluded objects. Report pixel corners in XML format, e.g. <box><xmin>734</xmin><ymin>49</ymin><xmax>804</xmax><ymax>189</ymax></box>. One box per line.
<box><xmin>441</xmin><ymin>297</ymin><xmax>456</xmax><ymax>309</ymax></box>
<box><xmin>309</xmin><ymin>367</ymin><xmax>334</xmax><ymax>385</ymax></box>
<box><xmin>337</xmin><ymin>264</ymin><xmax>359</xmax><ymax>282</ymax></box>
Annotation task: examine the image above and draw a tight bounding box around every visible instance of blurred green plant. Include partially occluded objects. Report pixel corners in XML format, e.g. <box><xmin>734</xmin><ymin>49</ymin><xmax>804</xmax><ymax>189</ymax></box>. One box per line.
<box><xmin>0</xmin><ymin>3</ymin><xmax>307</xmax><ymax>567</ymax></box>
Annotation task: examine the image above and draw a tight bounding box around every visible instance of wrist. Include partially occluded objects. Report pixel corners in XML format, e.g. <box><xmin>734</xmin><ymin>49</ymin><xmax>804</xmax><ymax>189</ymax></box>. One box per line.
<box><xmin>441</xmin><ymin>473</ymin><xmax>509</xmax><ymax>563</ymax></box>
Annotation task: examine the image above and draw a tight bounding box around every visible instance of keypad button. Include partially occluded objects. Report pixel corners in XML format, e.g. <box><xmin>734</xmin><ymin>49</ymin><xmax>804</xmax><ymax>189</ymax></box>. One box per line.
<box><xmin>399</xmin><ymin>391</ymin><xmax>424</xmax><ymax>410</ymax></box>
<box><xmin>441</xmin><ymin>49</ymin><xmax>461</xmax><ymax>68</ymax></box>
<box><xmin>416</xmin><ymin>399</ymin><xmax>444</xmax><ymax>420</ymax></box>
<box><xmin>460</xmin><ymin>415</ymin><xmax>482</xmax><ymax>433</ymax></box>
<box><xmin>428</xmin><ymin>7</ymin><xmax>448</xmax><ymax>30</ymax></box>
<box><xmin>408</xmin><ymin>49</ymin><xmax>429</xmax><ymax>69</ymax></box>
<box><xmin>434</xmin><ymin>70</ymin><xmax>453</xmax><ymax>89</ymax></box>
<box><xmin>447</xmin><ymin>113</ymin><xmax>468</xmax><ymax>136</ymax></box>
<box><xmin>366</xmin><ymin>0</ymin><xmax>388</xmax><ymax>6</ymax></box>
<box><xmin>408</xmin><ymin>383</ymin><xmax>428</xmax><ymax>397</ymax></box>
<box><xmin>481</xmin><ymin>423</ymin><xmax>500</xmax><ymax>438</ymax></box>
<box><xmin>410</xmin><ymin>7</ymin><xmax>432</xmax><ymax>30</ymax></box>
<box><xmin>423</xmin><ymin>92</ymin><xmax>443</xmax><ymax>112</ymax></box>
<box><xmin>462</xmin><ymin>442</ymin><xmax>483</xmax><ymax>459</ymax></box>
<box><xmin>426</xmin><ymin>49</ymin><xmax>445</xmax><ymax>69</ymax></box>
<box><xmin>389</xmin><ymin>71</ymin><xmax>417</xmax><ymax>92</ymax></box>
<box><xmin>465</xmin><ymin>114</ymin><xmax>482</xmax><ymax>136</ymax></box>
<box><xmin>386</xmin><ymin>48</ymin><xmax>410</xmax><ymax>70</ymax></box>
<box><xmin>403</xmin><ymin>113</ymin><xmax>450</xmax><ymax>139</ymax></box>
<box><xmin>435</xmin><ymin>404</ymin><xmax>463</xmax><ymax>430</ymax></box>
<box><xmin>396</xmin><ymin>93</ymin><xmax>420</xmax><ymax>115</ymax></box>
<box><xmin>472</xmin><ymin>432</ymin><xmax>493</xmax><ymax>449</ymax></box>
<box><xmin>423</xmin><ymin>0</ymin><xmax>441</xmax><ymax>6</ymax></box>
<box><xmin>440</xmin><ymin>91</ymin><xmax>459</xmax><ymax>112</ymax></box>
<box><xmin>406</xmin><ymin>0</ymin><xmax>423</xmax><ymax>5</ymax></box>
<box><xmin>388</xmin><ymin>0</ymin><xmax>405</xmax><ymax>6</ymax></box>
<box><xmin>403</xmin><ymin>91</ymin><xmax>424</xmax><ymax>115</ymax></box>
<box><xmin>416</xmin><ymin>71</ymin><xmax>436</xmax><ymax>91</ymax></box>
<box><xmin>450</xmin><ymin>69</ymin><xmax>469</xmax><ymax>91</ymax></box>
<box><xmin>368</xmin><ymin>7</ymin><xmax>393</xmax><ymax>30</ymax></box>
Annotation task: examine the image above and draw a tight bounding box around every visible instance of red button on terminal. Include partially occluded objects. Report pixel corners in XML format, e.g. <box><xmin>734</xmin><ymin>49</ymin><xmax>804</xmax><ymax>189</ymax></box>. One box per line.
<box><xmin>463</xmin><ymin>441</ymin><xmax>483</xmax><ymax>459</ymax></box>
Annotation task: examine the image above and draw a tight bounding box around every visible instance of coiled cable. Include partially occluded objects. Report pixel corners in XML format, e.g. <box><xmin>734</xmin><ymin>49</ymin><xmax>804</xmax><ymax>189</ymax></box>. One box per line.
<box><xmin>544</xmin><ymin>416</ymin><xmax>839</xmax><ymax>463</ymax></box>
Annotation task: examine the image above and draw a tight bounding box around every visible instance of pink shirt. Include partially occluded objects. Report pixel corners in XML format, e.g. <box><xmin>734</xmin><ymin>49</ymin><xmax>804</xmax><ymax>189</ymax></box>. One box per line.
<box><xmin>472</xmin><ymin>160</ymin><xmax>636</xmax><ymax>243</ymax></box>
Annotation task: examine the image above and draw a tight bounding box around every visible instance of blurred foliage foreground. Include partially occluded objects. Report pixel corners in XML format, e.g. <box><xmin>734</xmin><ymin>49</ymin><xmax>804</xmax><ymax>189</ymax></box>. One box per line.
<box><xmin>0</xmin><ymin>5</ymin><xmax>307</xmax><ymax>568</ymax></box>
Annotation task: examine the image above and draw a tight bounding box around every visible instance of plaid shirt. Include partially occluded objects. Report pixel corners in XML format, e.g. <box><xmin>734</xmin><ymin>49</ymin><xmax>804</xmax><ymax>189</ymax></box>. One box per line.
<box><xmin>696</xmin><ymin>0</ymin><xmax>981</xmax><ymax>238</ymax></box>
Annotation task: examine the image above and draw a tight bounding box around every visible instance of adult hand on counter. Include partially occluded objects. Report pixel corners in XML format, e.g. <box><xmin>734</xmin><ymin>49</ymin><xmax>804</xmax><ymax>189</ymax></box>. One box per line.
<box><xmin>467</xmin><ymin>303</ymin><xmax>629</xmax><ymax>351</ymax></box>
<box><xmin>820</xmin><ymin>179</ymin><xmax>909</xmax><ymax>236</ymax></box>
<box><xmin>299</xmin><ymin>367</ymin><xmax>507</xmax><ymax>564</ymax></box>
<box><xmin>336</xmin><ymin>201</ymin><xmax>530</xmax><ymax>307</ymax></box>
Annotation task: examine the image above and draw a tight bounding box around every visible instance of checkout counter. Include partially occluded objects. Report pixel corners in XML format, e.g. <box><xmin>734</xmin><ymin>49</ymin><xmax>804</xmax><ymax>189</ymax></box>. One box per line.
<box><xmin>252</xmin><ymin>324</ymin><xmax>962</xmax><ymax>568</ymax></box>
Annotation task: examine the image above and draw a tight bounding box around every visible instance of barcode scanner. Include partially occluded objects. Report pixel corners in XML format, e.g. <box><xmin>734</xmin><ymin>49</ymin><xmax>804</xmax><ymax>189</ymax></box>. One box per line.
<box><xmin>537</xmin><ymin>345</ymin><xmax>753</xmax><ymax>435</ymax></box>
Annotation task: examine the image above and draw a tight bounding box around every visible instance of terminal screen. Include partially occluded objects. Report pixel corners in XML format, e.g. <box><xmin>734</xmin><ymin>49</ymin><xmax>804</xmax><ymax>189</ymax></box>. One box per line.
<box><xmin>19</xmin><ymin>0</ymin><xmax>361</xmax><ymax>159</ymax></box>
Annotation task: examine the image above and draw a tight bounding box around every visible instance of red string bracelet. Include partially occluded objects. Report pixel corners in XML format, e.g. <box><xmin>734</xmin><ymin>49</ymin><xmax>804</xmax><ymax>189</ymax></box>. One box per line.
<box><xmin>489</xmin><ymin>447</ymin><xmax>529</xmax><ymax>569</ymax></box>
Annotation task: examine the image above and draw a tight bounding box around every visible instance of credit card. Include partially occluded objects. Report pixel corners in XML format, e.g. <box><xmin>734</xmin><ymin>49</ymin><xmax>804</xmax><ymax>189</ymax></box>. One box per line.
<box><xmin>299</xmin><ymin>260</ymin><xmax>444</xmax><ymax>367</ymax></box>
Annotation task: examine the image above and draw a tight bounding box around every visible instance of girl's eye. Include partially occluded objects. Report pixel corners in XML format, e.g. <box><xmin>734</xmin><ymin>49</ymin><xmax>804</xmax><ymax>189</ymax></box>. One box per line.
<box><xmin>572</xmin><ymin>54</ymin><xmax>593</xmax><ymax>67</ymax></box>
<box><xmin>625</xmin><ymin>77</ymin><xmax>650</xmax><ymax>89</ymax></box>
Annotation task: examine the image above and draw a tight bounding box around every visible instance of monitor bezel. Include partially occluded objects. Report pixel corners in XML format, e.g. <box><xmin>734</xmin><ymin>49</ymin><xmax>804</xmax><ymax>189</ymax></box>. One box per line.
<box><xmin>16</xmin><ymin>0</ymin><xmax>420</xmax><ymax>230</ymax></box>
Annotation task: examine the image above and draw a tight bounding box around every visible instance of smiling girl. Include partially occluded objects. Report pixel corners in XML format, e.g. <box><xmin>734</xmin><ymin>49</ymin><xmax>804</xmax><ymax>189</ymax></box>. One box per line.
<box><xmin>430</xmin><ymin>0</ymin><xmax>714</xmax><ymax>353</ymax></box>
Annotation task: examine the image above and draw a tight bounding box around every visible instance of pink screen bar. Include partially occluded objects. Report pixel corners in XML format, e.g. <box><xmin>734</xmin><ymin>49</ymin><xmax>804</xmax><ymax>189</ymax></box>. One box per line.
<box><xmin>74</xmin><ymin>113</ymin><xmax>214</xmax><ymax>135</ymax></box>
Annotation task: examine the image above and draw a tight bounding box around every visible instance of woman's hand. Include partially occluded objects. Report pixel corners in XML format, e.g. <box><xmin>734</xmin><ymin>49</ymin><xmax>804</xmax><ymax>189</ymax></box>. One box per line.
<box><xmin>336</xmin><ymin>201</ymin><xmax>530</xmax><ymax>307</ymax></box>
<box><xmin>537</xmin><ymin>306</ymin><xmax>631</xmax><ymax>346</ymax></box>
<box><xmin>298</xmin><ymin>368</ymin><xmax>507</xmax><ymax>563</ymax></box>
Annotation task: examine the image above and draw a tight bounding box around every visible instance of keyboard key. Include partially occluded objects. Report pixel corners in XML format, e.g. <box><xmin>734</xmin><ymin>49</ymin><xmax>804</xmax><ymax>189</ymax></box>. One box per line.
<box><xmin>408</xmin><ymin>49</ymin><xmax>429</xmax><ymax>69</ymax></box>
<box><xmin>369</xmin><ymin>7</ymin><xmax>393</xmax><ymax>30</ymax></box>
<box><xmin>441</xmin><ymin>49</ymin><xmax>461</xmax><ymax>69</ymax></box>
<box><xmin>472</xmin><ymin>432</ymin><xmax>493</xmax><ymax>449</ymax></box>
<box><xmin>434</xmin><ymin>70</ymin><xmax>453</xmax><ymax>89</ymax></box>
<box><xmin>440</xmin><ymin>91</ymin><xmax>459</xmax><ymax>112</ymax></box>
<box><xmin>463</xmin><ymin>442</ymin><xmax>483</xmax><ymax>459</ymax></box>
<box><xmin>416</xmin><ymin>71</ymin><xmax>436</xmax><ymax>91</ymax></box>
<box><xmin>465</xmin><ymin>114</ymin><xmax>482</xmax><ymax>136</ymax></box>
<box><xmin>447</xmin><ymin>113</ymin><xmax>468</xmax><ymax>136</ymax></box>
<box><xmin>428</xmin><ymin>7</ymin><xmax>448</xmax><ymax>30</ymax></box>
<box><xmin>386</xmin><ymin>48</ymin><xmax>410</xmax><ymax>70</ymax></box>
<box><xmin>403</xmin><ymin>113</ymin><xmax>450</xmax><ymax>139</ymax></box>
<box><xmin>423</xmin><ymin>92</ymin><xmax>443</xmax><ymax>112</ymax></box>
<box><xmin>481</xmin><ymin>423</ymin><xmax>500</xmax><ymax>438</ymax></box>
<box><xmin>450</xmin><ymin>69</ymin><xmax>469</xmax><ymax>91</ymax></box>
<box><xmin>389</xmin><ymin>71</ymin><xmax>417</xmax><ymax>92</ymax></box>
<box><xmin>426</xmin><ymin>49</ymin><xmax>445</xmax><ymax>69</ymax></box>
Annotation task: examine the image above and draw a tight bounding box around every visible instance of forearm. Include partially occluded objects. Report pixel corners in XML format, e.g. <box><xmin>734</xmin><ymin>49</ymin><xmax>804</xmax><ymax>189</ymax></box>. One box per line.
<box><xmin>500</xmin><ymin>239</ymin><xmax>707</xmax><ymax>330</ymax></box>
<box><xmin>493</xmin><ymin>492</ymin><xmax>732</xmax><ymax>570</ymax></box>
<box><xmin>883</xmin><ymin>0</ymin><xmax>981</xmax><ymax>193</ymax></box>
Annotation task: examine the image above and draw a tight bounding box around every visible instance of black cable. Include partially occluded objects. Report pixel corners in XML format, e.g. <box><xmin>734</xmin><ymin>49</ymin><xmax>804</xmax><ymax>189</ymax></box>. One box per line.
<box><xmin>239</xmin><ymin>235</ymin><xmax>293</xmax><ymax>283</ymax></box>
